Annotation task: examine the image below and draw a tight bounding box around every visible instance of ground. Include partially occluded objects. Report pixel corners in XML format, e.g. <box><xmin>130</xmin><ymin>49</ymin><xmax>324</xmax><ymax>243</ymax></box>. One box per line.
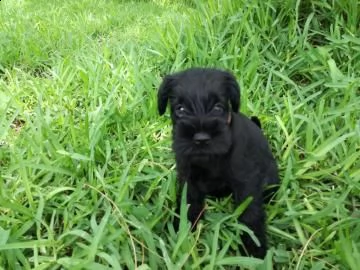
<box><xmin>0</xmin><ymin>0</ymin><xmax>359</xmax><ymax>269</ymax></box>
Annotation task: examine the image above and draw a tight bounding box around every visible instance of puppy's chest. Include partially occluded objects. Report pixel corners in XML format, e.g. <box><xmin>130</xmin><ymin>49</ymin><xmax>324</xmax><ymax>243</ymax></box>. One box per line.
<box><xmin>191</xmin><ymin>167</ymin><xmax>232</xmax><ymax>197</ymax></box>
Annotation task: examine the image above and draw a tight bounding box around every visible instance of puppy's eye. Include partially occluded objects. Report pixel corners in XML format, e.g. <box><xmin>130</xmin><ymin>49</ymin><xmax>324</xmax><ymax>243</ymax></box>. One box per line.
<box><xmin>212</xmin><ymin>104</ymin><xmax>224</xmax><ymax>114</ymax></box>
<box><xmin>175</xmin><ymin>105</ymin><xmax>186</xmax><ymax>117</ymax></box>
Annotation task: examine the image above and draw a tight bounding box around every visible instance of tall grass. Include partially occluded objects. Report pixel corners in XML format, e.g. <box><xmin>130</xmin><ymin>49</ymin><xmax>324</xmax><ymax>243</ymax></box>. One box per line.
<box><xmin>0</xmin><ymin>0</ymin><xmax>359</xmax><ymax>269</ymax></box>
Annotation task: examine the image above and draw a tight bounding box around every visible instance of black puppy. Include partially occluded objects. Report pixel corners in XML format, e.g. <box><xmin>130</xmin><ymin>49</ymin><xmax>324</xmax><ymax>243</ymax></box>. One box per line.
<box><xmin>157</xmin><ymin>68</ymin><xmax>279</xmax><ymax>258</ymax></box>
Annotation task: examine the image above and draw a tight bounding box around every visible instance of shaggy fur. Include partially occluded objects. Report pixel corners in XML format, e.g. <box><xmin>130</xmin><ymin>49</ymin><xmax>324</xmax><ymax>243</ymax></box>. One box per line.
<box><xmin>157</xmin><ymin>68</ymin><xmax>279</xmax><ymax>258</ymax></box>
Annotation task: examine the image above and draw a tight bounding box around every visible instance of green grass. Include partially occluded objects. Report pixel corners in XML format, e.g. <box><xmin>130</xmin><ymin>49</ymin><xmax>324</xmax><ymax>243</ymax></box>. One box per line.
<box><xmin>0</xmin><ymin>0</ymin><xmax>359</xmax><ymax>269</ymax></box>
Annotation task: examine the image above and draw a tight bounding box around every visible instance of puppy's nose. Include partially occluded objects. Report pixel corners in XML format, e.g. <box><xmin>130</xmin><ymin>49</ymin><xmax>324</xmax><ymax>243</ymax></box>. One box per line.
<box><xmin>193</xmin><ymin>132</ymin><xmax>211</xmax><ymax>145</ymax></box>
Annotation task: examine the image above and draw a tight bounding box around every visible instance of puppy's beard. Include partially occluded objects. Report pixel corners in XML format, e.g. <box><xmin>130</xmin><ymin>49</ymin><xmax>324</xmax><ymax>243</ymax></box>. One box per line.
<box><xmin>189</xmin><ymin>155</ymin><xmax>211</xmax><ymax>166</ymax></box>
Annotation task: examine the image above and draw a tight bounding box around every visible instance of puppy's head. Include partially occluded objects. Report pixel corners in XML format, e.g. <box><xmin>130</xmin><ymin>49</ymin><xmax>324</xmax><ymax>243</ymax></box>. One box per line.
<box><xmin>157</xmin><ymin>68</ymin><xmax>240</xmax><ymax>161</ymax></box>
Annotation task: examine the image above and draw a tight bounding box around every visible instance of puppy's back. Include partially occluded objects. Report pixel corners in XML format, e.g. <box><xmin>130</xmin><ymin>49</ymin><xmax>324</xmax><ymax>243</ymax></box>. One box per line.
<box><xmin>231</xmin><ymin>113</ymin><xmax>279</xmax><ymax>193</ymax></box>
<box><xmin>231</xmin><ymin>112</ymin><xmax>269</xmax><ymax>153</ymax></box>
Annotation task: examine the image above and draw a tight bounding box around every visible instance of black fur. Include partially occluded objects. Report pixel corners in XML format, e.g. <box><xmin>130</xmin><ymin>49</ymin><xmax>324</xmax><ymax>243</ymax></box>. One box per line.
<box><xmin>157</xmin><ymin>68</ymin><xmax>279</xmax><ymax>259</ymax></box>
<box><xmin>250</xmin><ymin>116</ymin><xmax>262</xmax><ymax>129</ymax></box>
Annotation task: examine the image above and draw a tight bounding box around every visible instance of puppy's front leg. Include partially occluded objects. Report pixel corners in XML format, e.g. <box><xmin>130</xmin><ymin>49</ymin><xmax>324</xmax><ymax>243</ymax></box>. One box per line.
<box><xmin>186</xmin><ymin>183</ymin><xmax>205</xmax><ymax>228</ymax></box>
<box><xmin>174</xmin><ymin>182</ymin><xmax>205</xmax><ymax>231</ymax></box>
<box><xmin>233</xmin><ymin>186</ymin><xmax>267</xmax><ymax>258</ymax></box>
<box><xmin>238</xmin><ymin>200</ymin><xmax>267</xmax><ymax>258</ymax></box>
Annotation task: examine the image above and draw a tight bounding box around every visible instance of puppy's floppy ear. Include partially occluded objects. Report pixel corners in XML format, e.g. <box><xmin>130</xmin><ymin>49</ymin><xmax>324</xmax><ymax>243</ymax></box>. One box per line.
<box><xmin>224</xmin><ymin>72</ymin><xmax>240</xmax><ymax>112</ymax></box>
<box><xmin>157</xmin><ymin>75</ymin><xmax>174</xmax><ymax>115</ymax></box>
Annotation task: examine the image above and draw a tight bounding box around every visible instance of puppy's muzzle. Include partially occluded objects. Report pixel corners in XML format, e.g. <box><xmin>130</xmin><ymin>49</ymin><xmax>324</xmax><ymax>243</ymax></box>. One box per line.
<box><xmin>193</xmin><ymin>132</ymin><xmax>211</xmax><ymax>145</ymax></box>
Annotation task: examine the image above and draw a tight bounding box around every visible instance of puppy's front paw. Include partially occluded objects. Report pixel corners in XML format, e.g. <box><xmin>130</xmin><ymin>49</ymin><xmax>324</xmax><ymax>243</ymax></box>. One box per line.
<box><xmin>173</xmin><ymin>216</ymin><xmax>180</xmax><ymax>231</ymax></box>
<box><xmin>240</xmin><ymin>233</ymin><xmax>267</xmax><ymax>259</ymax></box>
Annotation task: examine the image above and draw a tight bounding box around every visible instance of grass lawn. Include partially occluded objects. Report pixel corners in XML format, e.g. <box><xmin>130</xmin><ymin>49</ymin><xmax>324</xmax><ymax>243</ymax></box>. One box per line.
<box><xmin>0</xmin><ymin>0</ymin><xmax>359</xmax><ymax>269</ymax></box>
